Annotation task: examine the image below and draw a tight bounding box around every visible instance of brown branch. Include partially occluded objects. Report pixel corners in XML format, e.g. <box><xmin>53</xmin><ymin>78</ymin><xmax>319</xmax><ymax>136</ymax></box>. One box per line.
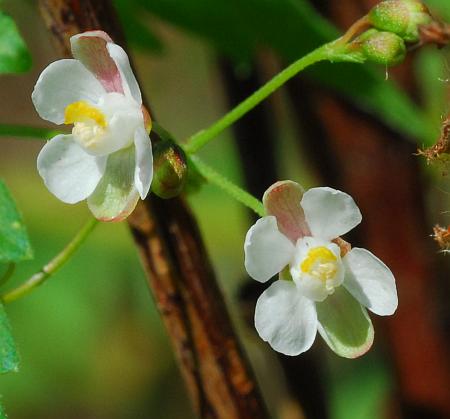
<box><xmin>37</xmin><ymin>1</ymin><xmax>268</xmax><ymax>418</ymax></box>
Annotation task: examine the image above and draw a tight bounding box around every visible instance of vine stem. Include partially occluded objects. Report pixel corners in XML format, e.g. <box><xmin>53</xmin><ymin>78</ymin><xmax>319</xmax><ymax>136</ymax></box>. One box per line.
<box><xmin>188</xmin><ymin>155</ymin><xmax>265</xmax><ymax>217</ymax></box>
<box><xmin>0</xmin><ymin>124</ymin><xmax>58</xmax><ymax>140</ymax></box>
<box><xmin>1</xmin><ymin>217</ymin><xmax>98</xmax><ymax>304</ymax></box>
<box><xmin>184</xmin><ymin>43</ymin><xmax>338</xmax><ymax>154</ymax></box>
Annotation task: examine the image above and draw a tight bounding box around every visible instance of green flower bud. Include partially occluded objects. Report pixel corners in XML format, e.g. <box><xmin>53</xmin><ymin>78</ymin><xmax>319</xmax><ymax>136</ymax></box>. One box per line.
<box><xmin>359</xmin><ymin>29</ymin><xmax>406</xmax><ymax>66</ymax></box>
<box><xmin>368</xmin><ymin>0</ymin><xmax>432</xmax><ymax>42</ymax></box>
<box><xmin>152</xmin><ymin>140</ymin><xmax>188</xmax><ymax>199</ymax></box>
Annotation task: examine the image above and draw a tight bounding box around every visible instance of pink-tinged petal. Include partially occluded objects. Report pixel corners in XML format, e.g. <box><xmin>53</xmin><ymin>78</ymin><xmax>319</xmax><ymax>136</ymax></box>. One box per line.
<box><xmin>301</xmin><ymin>187</ymin><xmax>362</xmax><ymax>241</ymax></box>
<box><xmin>107</xmin><ymin>43</ymin><xmax>142</xmax><ymax>104</ymax></box>
<box><xmin>87</xmin><ymin>146</ymin><xmax>139</xmax><ymax>222</ymax></box>
<box><xmin>32</xmin><ymin>59</ymin><xmax>105</xmax><ymax>124</ymax></box>
<box><xmin>244</xmin><ymin>216</ymin><xmax>295</xmax><ymax>283</ymax></box>
<box><xmin>134</xmin><ymin>125</ymin><xmax>153</xmax><ymax>199</ymax></box>
<box><xmin>70</xmin><ymin>31</ymin><xmax>124</xmax><ymax>94</ymax></box>
<box><xmin>316</xmin><ymin>287</ymin><xmax>374</xmax><ymax>358</ymax></box>
<box><xmin>343</xmin><ymin>248</ymin><xmax>398</xmax><ymax>316</ymax></box>
<box><xmin>255</xmin><ymin>279</ymin><xmax>318</xmax><ymax>356</ymax></box>
<box><xmin>37</xmin><ymin>134</ymin><xmax>106</xmax><ymax>204</ymax></box>
<box><xmin>263</xmin><ymin>180</ymin><xmax>310</xmax><ymax>242</ymax></box>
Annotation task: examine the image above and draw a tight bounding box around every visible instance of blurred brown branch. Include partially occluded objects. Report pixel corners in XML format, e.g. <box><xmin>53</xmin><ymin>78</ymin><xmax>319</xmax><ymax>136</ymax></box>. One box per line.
<box><xmin>37</xmin><ymin>1</ymin><xmax>268</xmax><ymax>418</ymax></box>
<box><xmin>290</xmin><ymin>1</ymin><xmax>450</xmax><ymax>418</ymax></box>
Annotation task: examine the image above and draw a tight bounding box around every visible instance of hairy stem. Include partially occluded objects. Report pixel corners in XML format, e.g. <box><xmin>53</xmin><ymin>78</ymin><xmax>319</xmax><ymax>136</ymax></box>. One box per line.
<box><xmin>188</xmin><ymin>155</ymin><xmax>265</xmax><ymax>217</ymax></box>
<box><xmin>0</xmin><ymin>124</ymin><xmax>58</xmax><ymax>140</ymax></box>
<box><xmin>1</xmin><ymin>218</ymin><xmax>98</xmax><ymax>304</ymax></box>
<box><xmin>184</xmin><ymin>43</ymin><xmax>336</xmax><ymax>154</ymax></box>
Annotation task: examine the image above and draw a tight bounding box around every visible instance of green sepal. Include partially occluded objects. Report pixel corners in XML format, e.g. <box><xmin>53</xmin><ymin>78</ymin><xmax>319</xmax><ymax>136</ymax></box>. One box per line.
<box><xmin>368</xmin><ymin>0</ymin><xmax>432</xmax><ymax>42</ymax></box>
<box><xmin>151</xmin><ymin>140</ymin><xmax>188</xmax><ymax>199</ymax></box>
<box><xmin>358</xmin><ymin>29</ymin><xmax>406</xmax><ymax>66</ymax></box>
<box><xmin>316</xmin><ymin>287</ymin><xmax>374</xmax><ymax>358</ymax></box>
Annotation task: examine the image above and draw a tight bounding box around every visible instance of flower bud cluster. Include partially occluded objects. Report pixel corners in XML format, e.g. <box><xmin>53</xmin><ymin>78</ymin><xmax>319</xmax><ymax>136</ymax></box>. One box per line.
<box><xmin>349</xmin><ymin>0</ymin><xmax>432</xmax><ymax>67</ymax></box>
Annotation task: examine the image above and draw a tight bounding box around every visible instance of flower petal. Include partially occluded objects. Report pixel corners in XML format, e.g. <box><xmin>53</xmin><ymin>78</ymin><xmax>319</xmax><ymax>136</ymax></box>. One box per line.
<box><xmin>32</xmin><ymin>59</ymin><xmax>105</xmax><ymax>124</ymax></box>
<box><xmin>244</xmin><ymin>216</ymin><xmax>295</xmax><ymax>283</ymax></box>
<box><xmin>87</xmin><ymin>146</ymin><xmax>140</xmax><ymax>222</ymax></box>
<box><xmin>316</xmin><ymin>287</ymin><xmax>374</xmax><ymax>358</ymax></box>
<box><xmin>107</xmin><ymin>43</ymin><xmax>142</xmax><ymax>104</ymax></box>
<box><xmin>70</xmin><ymin>31</ymin><xmax>124</xmax><ymax>94</ymax></box>
<box><xmin>37</xmin><ymin>134</ymin><xmax>106</xmax><ymax>204</ymax></box>
<box><xmin>301</xmin><ymin>187</ymin><xmax>362</xmax><ymax>240</ymax></box>
<box><xmin>263</xmin><ymin>180</ymin><xmax>310</xmax><ymax>242</ymax></box>
<box><xmin>134</xmin><ymin>126</ymin><xmax>153</xmax><ymax>199</ymax></box>
<box><xmin>343</xmin><ymin>248</ymin><xmax>398</xmax><ymax>316</ymax></box>
<box><xmin>255</xmin><ymin>280</ymin><xmax>317</xmax><ymax>356</ymax></box>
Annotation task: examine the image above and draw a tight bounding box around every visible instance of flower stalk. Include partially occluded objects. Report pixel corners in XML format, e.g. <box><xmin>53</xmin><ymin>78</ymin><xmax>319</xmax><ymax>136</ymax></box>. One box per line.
<box><xmin>1</xmin><ymin>217</ymin><xmax>98</xmax><ymax>304</ymax></box>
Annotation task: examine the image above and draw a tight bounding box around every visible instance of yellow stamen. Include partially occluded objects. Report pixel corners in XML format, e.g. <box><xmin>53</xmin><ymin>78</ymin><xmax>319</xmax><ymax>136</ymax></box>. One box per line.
<box><xmin>301</xmin><ymin>246</ymin><xmax>338</xmax><ymax>281</ymax></box>
<box><xmin>64</xmin><ymin>101</ymin><xmax>106</xmax><ymax>127</ymax></box>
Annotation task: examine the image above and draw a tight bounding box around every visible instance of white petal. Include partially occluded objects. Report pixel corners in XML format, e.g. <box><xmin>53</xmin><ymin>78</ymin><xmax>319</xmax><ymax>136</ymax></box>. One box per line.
<box><xmin>75</xmin><ymin>92</ymin><xmax>143</xmax><ymax>156</ymax></box>
<box><xmin>343</xmin><ymin>248</ymin><xmax>398</xmax><ymax>316</ymax></box>
<box><xmin>262</xmin><ymin>180</ymin><xmax>310</xmax><ymax>242</ymax></box>
<box><xmin>301</xmin><ymin>187</ymin><xmax>362</xmax><ymax>240</ymax></box>
<box><xmin>255</xmin><ymin>280</ymin><xmax>317</xmax><ymax>356</ymax></box>
<box><xmin>134</xmin><ymin>126</ymin><xmax>153</xmax><ymax>199</ymax></box>
<box><xmin>87</xmin><ymin>146</ymin><xmax>140</xmax><ymax>222</ymax></box>
<box><xmin>244</xmin><ymin>216</ymin><xmax>295</xmax><ymax>283</ymax></box>
<box><xmin>107</xmin><ymin>43</ymin><xmax>142</xmax><ymax>104</ymax></box>
<box><xmin>70</xmin><ymin>31</ymin><xmax>125</xmax><ymax>94</ymax></box>
<box><xmin>37</xmin><ymin>134</ymin><xmax>106</xmax><ymax>204</ymax></box>
<box><xmin>32</xmin><ymin>59</ymin><xmax>105</xmax><ymax>124</ymax></box>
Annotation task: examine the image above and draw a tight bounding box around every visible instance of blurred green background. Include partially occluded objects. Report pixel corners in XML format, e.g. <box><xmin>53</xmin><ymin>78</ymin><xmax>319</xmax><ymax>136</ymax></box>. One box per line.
<box><xmin>0</xmin><ymin>0</ymin><xmax>449</xmax><ymax>418</ymax></box>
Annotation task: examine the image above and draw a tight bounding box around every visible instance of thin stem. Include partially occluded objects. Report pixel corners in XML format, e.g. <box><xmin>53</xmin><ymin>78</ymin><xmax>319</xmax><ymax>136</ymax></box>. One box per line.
<box><xmin>0</xmin><ymin>124</ymin><xmax>59</xmax><ymax>140</ymax></box>
<box><xmin>0</xmin><ymin>264</ymin><xmax>15</xmax><ymax>288</ymax></box>
<box><xmin>184</xmin><ymin>43</ymin><xmax>337</xmax><ymax>154</ymax></box>
<box><xmin>1</xmin><ymin>217</ymin><xmax>98</xmax><ymax>304</ymax></box>
<box><xmin>336</xmin><ymin>15</ymin><xmax>370</xmax><ymax>45</ymax></box>
<box><xmin>188</xmin><ymin>155</ymin><xmax>265</xmax><ymax>217</ymax></box>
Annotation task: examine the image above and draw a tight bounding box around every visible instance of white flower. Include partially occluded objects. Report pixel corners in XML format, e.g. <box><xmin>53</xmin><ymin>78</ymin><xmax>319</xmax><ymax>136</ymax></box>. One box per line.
<box><xmin>244</xmin><ymin>181</ymin><xmax>398</xmax><ymax>358</ymax></box>
<box><xmin>32</xmin><ymin>31</ymin><xmax>153</xmax><ymax>221</ymax></box>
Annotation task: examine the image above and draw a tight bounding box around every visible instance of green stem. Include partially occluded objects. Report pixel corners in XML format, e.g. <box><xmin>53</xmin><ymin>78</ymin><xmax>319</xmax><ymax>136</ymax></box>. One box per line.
<box><xmin>1</xmin><ymin>217</ymin><xmax>98</xmax><ymax>304</ymax></box>
<box><xmin>184</xmin><ymin>42</ymin><xmax>339</xmax><ymax>154</ymax></box>
<box><xmin>189</xmin><ymin>155</ymin><xmax>265</xmax><ymax>217</ymax></box>
<box><xmin>0</xmin><ymin>124</ymin><xmax>58</xmax><ymax>140</ymax></box>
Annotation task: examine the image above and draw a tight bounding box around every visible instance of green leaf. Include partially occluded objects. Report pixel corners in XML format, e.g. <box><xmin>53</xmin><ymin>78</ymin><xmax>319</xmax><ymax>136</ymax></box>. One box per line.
<box><xmin>0</xmin><ymin>11</ymin><xmax>32</xmax><ymax>74</ymax></box>
<box><xmin>0</xmin><ymin>303</ymin><xmax>19</xmax><ymax>374</ymax></box>
<box><xmin>0</xmin><ymin>180</ymin><xmax>33</xmax><ymax>263</ymax></box>
<box><xmin>316</xmin><ymin>287</ymin><xmax>374</xmax><ymax>358</ymax></box>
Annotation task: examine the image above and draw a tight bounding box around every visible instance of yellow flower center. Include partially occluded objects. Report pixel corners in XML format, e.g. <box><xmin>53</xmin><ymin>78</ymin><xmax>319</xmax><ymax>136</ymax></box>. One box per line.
<box><xmin>64</xmin><ymin>101</ymin><xmax>107</xmax><ymax>127</ymax></box>
<box><xmin>64</xmin><ymin>101</ymin><xmax>108</xmax><ymax>150</ymax></box>
<box><xmin>300</xmin><ymin>246</ymin><xmax>338</xmax><ymax>281</ymax></box>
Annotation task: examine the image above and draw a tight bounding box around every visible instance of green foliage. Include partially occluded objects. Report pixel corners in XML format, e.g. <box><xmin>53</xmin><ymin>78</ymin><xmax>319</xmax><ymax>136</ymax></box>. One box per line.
<box><xmin>0</xmin><ymin>11</ymin><xmax>31</xmax><ymax>74</ymax></box>
<box><xmin>0</xmin><ymin>400</ymin><xmax>6</xmax><ymax>419</ymax></box>
<box><xmin>0</xmin><ymin>303</ymin><xmax>18</xmax><ymax>374</ymax></box>
<box><xmin>121</xmin><ymin>0</ymin><xmax>433</xmax><ymax>143</ymax></box>
<box><xmin>113</xmin><ymin>0</ymin><xmax>163</xmax><ymax>53</ymax></box>
<box><xmin>0</xmin><ymin>180</ymin><xmax>32</xmax><ymax>264</ymax></box>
